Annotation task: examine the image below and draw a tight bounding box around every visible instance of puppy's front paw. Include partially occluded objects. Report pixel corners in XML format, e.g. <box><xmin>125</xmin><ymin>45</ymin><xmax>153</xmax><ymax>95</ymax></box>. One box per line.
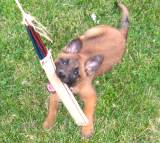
<box><xmin>70</xmin><ymin>87</ymin><xmax>79</xmax><ymax>94</ymax></box>
<box><xmin>81</xmin><ymin>125</ymin><xmax>94</xmax><ymax>139</ymax></box>
<box><xmin>43</xmin><ymin>121</ymin><xmax>53</xmax><ymax>130</ymax></box>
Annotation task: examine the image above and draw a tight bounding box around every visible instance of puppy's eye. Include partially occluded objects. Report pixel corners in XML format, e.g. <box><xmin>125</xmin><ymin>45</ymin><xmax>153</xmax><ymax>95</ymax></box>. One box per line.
<box><xmin>61</xmin><ymin>59</ymin><xmax>69</xmax><ymax>65</ymax></box>
<box><xmin>73</xmin><ymin>67</ymin><xmax>79</xmax><ymax>75</ymax></box>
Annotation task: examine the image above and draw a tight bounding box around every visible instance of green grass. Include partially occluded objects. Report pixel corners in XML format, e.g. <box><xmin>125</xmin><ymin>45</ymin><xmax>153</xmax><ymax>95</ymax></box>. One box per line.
<box><xmin>0</xmin><ymin>0</ymin><xmax>160</xmax><ymax>142</ymax></box>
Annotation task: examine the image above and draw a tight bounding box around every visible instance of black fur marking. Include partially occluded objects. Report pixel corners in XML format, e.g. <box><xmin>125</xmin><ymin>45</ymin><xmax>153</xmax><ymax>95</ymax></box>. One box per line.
<box><xmin>122</xmin><ymin>16</ymin><xmax>129</xmax><ymax>28</ymax></box>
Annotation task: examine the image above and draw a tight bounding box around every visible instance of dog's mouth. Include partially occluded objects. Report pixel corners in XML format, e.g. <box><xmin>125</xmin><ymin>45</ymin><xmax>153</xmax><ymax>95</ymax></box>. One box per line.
<box><xmin>55</xmin><ymin>70</ymin><xmax>77</xmax><ymax>87</ymax></box>
<box><xmin>68</xmin><ymin>80</ymin><xmax>77</xmax><ymax>86</ymax></box>
<box><xmin>47</xmin><ymin>79</ymin><xmax>73</xmax><ymax>93</ymax></box>
<box><xmin>60</xmin><ymin>77</ymin><xmax>76</xmax><ymax>87</ymax></box>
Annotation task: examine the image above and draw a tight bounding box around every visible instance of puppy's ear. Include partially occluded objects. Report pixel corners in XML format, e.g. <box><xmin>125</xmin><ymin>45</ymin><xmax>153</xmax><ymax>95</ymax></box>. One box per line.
<box><xmin>64</xmin><ymin>38</ymin><xmax>82</xmax><ymax>54</ymax></box>
<box><xmin>85</xmin><ymin>55</ymin><xmax>104</xmax><ymax>76</ymax></box>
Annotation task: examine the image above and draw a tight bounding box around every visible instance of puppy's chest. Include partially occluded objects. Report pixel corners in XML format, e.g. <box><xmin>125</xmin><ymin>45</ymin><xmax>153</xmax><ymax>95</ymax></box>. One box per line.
<box><xmin>71</xmin><ymin>78</ymin><xmax>93</xmax><ymax>96</ymax></box>
<box><xmin>71</xmin><ymin>82</ymin><xmax>84</xmax><ymax>95</ymax></box>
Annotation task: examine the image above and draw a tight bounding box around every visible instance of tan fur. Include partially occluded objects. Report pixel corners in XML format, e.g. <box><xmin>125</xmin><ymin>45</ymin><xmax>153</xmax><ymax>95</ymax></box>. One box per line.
<box><xmin>43</xmin><ymin>3</ymin><xmax>129</xmax><ymax>138</ymax></box>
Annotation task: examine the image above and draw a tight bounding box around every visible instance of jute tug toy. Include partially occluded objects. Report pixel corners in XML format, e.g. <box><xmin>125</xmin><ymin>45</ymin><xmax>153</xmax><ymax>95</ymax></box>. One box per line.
<box><xmin>15</xmin><ymin>0</ymin><xmax>88</xmax><ymax>126</ymax></box>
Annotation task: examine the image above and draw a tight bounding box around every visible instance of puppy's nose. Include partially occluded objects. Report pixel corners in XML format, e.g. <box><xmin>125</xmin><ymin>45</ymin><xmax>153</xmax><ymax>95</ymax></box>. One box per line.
<box><xmin>57</xmin><ymin>70</ymin><xmax>66</xmax><ymax>79</ymax></box>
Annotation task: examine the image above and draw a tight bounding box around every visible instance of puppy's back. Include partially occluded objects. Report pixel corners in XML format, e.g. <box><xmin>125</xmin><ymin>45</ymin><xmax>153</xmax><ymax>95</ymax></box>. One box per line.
<box><xmin>80</xmin><ymin>26</ymin><xmax>126</xmax><ymax>75</ymax></box>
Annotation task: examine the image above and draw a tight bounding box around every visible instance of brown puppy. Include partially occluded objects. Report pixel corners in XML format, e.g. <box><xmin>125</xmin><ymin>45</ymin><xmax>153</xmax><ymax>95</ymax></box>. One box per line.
<box><xmin>43</xmin><ymin>3</ymin><xmax>129</xmax><ymax>138</ymax></box>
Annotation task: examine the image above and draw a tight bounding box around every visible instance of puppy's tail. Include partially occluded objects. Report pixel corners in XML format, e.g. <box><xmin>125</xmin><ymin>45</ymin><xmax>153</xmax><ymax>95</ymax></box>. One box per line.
<box><xmin>117</xmin><ymin>2</ymin><xmax>129</xmax><ymax>39</ymax></box>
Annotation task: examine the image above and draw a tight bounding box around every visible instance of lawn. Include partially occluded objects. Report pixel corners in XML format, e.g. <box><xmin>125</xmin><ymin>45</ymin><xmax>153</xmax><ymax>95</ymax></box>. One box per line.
<box><xmin>0</xmin><ymin>0</ymin><xmax>160</xmax><ymax>142</ymax></box>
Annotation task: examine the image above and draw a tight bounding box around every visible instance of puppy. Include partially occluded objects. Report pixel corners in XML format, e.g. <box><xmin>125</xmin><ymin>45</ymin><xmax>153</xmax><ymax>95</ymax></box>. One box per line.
<box><xmin>43</xmin><ymin>3</ymin><xmax>129</xmax><ymax>138</ymax></box>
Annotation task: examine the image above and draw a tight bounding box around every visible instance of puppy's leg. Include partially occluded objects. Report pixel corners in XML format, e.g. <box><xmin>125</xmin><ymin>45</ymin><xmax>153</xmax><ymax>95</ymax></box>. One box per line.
<box><xmin>43</xmin><ymin>93</ymin><xmax>58</xmax><ymax>129</ymax></box>
<box><xmin>80</xmin><ymin>86</ymin><xmax>97</xmax><ymax>138</ymax></box>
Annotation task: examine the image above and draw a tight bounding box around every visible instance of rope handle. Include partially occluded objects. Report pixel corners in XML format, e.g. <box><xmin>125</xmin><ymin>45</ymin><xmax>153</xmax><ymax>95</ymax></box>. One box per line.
<box><xmin>15</xmin><ymin>0</ymin><xmax>52</xmax><ymax>42</ymax></box>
